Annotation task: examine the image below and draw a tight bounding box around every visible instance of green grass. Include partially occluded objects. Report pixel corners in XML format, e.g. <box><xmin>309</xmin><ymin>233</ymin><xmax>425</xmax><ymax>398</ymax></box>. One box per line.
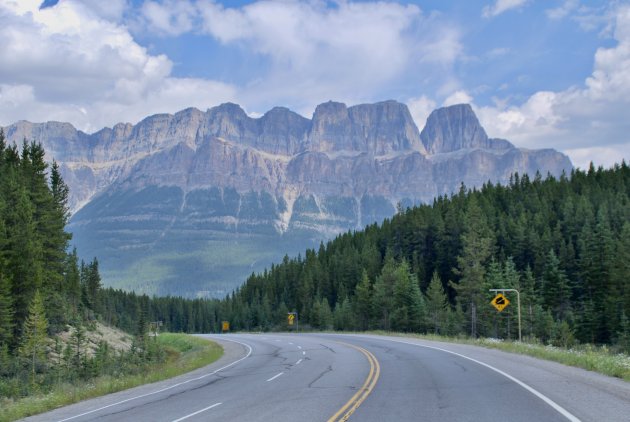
<box><xmin>0</xmin><ymin>334</ymin><xmax>223</xmax><ymax>422</ymax></box>
<box><xmin>364</xmin><ymin>331</ymin><xmax>630</xmax><ymax>381</ymax></box>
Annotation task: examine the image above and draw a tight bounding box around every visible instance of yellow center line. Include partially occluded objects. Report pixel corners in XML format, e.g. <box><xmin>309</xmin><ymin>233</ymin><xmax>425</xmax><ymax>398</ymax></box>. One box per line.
<box><xmin>327</xmin><ymin>342</ymin><xmax>381</xmax><ymax>422</ymax></box>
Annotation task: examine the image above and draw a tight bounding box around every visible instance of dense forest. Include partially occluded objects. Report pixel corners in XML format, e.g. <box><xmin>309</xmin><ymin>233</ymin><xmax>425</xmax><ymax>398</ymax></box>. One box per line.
<box><xmin>2</xmin><ymin>133</ymin><xmax>628</xmax><ymax>401</ymax></box>
<box><xmin>212</xmin><ymin>163</ymin><xmax>629</xmax><ymax>349</ymax></box>
<box><xmin>96</xmin><ymin>162</ymin><xmax>630</xmax><ymax>352</ymax></box>
<box><xmin>0</xmin><ymin>134</ymin><xmax>162</xmax><ymax>399</ymax></box>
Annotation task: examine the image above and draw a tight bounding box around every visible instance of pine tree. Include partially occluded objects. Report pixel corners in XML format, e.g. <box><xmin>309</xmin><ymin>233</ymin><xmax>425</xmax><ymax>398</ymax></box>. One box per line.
<box><xmin>372</xmin><ymin>255</ymin><xmax>397</xmax><ymax>330</ymax></box>
<box><xmin>0</xmin><ymin>273</ymin><xmax>14</xmax><ymax>347</ymax></box>
<box><xmin>451</xmin><ymin>196</ymin><xmax>494</xmax><ymax>337</ymax></box>
<box><xmin>425</xmin><ymin>271</ymin><xmax>449</xmax><ymax>334</ymax></box>
<box><xmin>355</xmin><ymin>270</ymin><xmax>372</xmax><ymax>330</ymax></box>
<box><xmin>19</xmin><ymin>291</ymin><xmax>49</xmax><ymax>384</ymax></box>
<box><xmin>542</xmin><ymin>249</ymin><xmax>571</xmax><ymax>320</ymax></box>
<box><xmin>391</xmin><ymin>260</ymin><xmax>426</xmax><ymax>332</ymax></box>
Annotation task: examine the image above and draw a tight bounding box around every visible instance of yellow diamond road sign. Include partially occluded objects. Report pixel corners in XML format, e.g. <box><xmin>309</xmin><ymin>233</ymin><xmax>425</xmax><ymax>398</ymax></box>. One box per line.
<box><xmin>288</xmin><ymin>313</ymin><xmax>295</xmax><ymax>325</ymax></box>
<box><xmin>491</xmin><ymin>293</ymin><xmax>510</xmax><ymax>312</ymax></box>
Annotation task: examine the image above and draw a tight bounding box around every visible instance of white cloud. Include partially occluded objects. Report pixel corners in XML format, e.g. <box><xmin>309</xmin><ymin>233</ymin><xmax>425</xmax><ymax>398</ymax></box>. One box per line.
<box><xmin>443</xmin><ymin>90</ymin><xmax>473</xmax><ymax>107</ymax></box>
<box><xmin>194</xmin><ymin>0</ymin><xmax>460</xmax><ymax>115</ymax></box>
<box><xmin>0</xmin><ymin>0</ymin><xmax>236</xmax><ymax>131</ymax></box>
<box><xmin>482</xmin><ymin>0</ymin><xmax>529</xmax><ymax>18</ymax></box>
<box><xmin>546</xmin><ymin>0</ymin><xmax>579</xmax><ymax>20</ymax></box>
<box><xmin>475</xmin><ymin>5</ymin><xmax>630</xmax><ymax>167</ymax></box>
<box><xmin>140</xmin><ymin>0</ymin><xmax>197</xmax><ymax>36</ymax></box>
<box><xmin>407</xmin><ymin>95</ymin><xmax>436</xmax><ymax>130</ymax></box>
<box><xmin>564</xmin><ymin>143</ymin><xmax>630</xmax><ymax>170</ymax></box>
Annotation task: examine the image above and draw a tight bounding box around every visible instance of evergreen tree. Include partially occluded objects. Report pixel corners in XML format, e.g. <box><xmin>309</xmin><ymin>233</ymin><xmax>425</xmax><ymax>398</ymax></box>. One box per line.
<box><xmin>19</xmin><ymin>291</ymin><xmax>49</xmax><ymax>384</ymax></box>
<box><xmin>355</xmin><ymin>270</ymin><xmax>372</xmax><ymax>330</ymax></box>
<box><xmin>391</xmin><ymin>260</ymin><xmax>425</xmax><ymax>332</ymax></box>
<box><xmin>425</xmin><ymin>271</ymin><xmax>449</xmax><ymax>334</ymax></box>
<box><xmin>0</xmin><ymin>273</ymin><xmax>14</xmax><ymax>347</ymax></box>
<box><xmin>451</xmin><ymin>196</ymin><xmax>494</xmax><ymax>337</ymax></box>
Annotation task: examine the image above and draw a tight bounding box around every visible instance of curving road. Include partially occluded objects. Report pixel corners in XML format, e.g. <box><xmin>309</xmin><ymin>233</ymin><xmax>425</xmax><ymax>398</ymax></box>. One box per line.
<box><xmin>23</xmin><ymin>334</ymin><xmax>630</xmax><ymax>422</ymax></box>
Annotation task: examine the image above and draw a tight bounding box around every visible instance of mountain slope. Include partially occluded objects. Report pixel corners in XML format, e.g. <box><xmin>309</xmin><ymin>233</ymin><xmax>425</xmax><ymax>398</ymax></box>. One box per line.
<box><xmin>3</xmin><ymin>101</ymin><xmax>572</xmax><ymax>297</ymax></box>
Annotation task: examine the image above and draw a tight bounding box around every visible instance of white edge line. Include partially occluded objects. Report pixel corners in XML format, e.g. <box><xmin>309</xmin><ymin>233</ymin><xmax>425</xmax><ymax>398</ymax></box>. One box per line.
<box><xmin>56</xmin><ymin>337</ymin><xmax>253</xmax><ymax>422</ymax></box>
<box><xmin>171</xmin><ymin>402</ymin><xmax>222</xmax><ymax>422</ymax></box>
<box><xmin>377</xmin><ymin>337</ymin><xmax>581</xmax><ymax>422</ymax></box>
<box><xmin>266</xmin><ymin>372</ymin><xmax>284</xmax><ymax>382</ymax></box>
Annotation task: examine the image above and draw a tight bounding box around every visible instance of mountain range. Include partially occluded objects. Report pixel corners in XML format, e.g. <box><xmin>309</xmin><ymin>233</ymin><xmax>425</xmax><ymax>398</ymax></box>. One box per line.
<box><xmin>2</xmin><ymin>101</ymin><xmax>572</xmax><ymax>297</ymax></box>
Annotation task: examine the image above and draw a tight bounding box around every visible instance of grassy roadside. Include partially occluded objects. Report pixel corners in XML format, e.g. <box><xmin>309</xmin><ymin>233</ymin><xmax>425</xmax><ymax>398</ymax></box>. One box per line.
<box><xmin>0</xmin><ymin>334</ymin><xmax>223</xmax><ymax>422</ymax></box>
<box><xmin>364</xmin><ymin>331</ymin><xmax>630</xmax><ymax>381</ymax></box>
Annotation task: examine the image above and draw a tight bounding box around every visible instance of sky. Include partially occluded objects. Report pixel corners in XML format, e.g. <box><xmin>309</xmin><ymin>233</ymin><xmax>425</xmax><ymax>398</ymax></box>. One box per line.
<box><xmin>0</xmin><ymin>0</ymin><xmax>628</xmax><ymax>169</ymax></box>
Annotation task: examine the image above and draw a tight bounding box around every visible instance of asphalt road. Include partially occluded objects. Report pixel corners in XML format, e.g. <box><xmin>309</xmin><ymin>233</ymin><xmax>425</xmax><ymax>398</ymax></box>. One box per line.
<box><xmin>23</xmin><ymin>334</ymin><xmax>630</xmax><ymax>422</ymax></box>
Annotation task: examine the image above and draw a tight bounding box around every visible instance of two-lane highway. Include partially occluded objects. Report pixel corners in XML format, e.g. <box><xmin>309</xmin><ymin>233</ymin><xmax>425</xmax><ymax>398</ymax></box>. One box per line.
<box><xmin>23</xmin><ymin>334</ymin><xmax>630</xmax><ymax>421</ymax></box>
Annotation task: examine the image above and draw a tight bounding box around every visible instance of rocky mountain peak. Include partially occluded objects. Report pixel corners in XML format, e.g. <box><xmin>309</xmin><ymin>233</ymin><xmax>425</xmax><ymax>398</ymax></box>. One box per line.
<box><xmin>309</xmin><ymin>100</ymin><xmax>426</xmax><ymax>155</ymax></box>
<box><xmin>420</xmin><ymin>103</ymin><xmax>490</xmax><ymax>154</ymax></box>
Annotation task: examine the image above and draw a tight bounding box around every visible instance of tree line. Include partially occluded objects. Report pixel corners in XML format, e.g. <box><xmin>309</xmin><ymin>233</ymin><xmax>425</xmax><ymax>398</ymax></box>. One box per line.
<box><xmin>2</xmin><ymin>133</ymin><xmax>628</xmax><ymax>399</ymax></box>
<box><xmin>96</xmin><ymin>162</ymin><xmax>629</xmax><ymax>353</ymax></box>
<box><xmin>217</xmin><ymin>163</ymin><xmax>629</xmax><ymax>349</ymax></box>
<box><xmin>0</xmin><ymin>134</ymin><xmax>161</xmax><ymax>399</ymax></box>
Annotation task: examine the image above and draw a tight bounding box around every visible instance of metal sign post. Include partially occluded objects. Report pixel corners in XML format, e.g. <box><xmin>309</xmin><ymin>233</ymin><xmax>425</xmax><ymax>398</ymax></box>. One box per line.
<box><xmin>489</xmin><ymin>288</ymin><xmax>521</xmax><ymax>342</ymax></box>
<box><xmin>288</xmin><ymin>312</ymin><xmax>298</xmax><ymax>333</ymax></box>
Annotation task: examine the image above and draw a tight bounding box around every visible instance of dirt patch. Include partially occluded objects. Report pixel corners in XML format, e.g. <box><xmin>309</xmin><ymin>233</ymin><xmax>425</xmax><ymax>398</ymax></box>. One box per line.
<box><xmin>53</xmin><ymin>322</ymin><xmax>132</xmax><ymax>358</ymax></box>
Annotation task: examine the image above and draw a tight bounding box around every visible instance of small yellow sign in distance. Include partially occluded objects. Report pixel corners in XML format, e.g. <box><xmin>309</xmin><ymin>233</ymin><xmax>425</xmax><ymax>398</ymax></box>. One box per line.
<box><xmin>288</xmin><ymin>313</ymin><xmax>295</xmax><ymax>325</ymax></box>
<box><xmin>222</xmin><ymin>321</ymin><xmax>230</xmax><ymax>332</ymax></box>
<box><xmin>491</xmin><ymin>293</ymin><xmax>510</xmax><ymax>312</ymax></box>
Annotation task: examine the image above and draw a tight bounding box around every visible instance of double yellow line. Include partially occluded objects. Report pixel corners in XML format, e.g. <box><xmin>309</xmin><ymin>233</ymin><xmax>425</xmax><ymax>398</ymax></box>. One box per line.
<box><xmin>327</xmin><ymin>342</ymin><xmax>381</xmax><ymax>422</ymax></box>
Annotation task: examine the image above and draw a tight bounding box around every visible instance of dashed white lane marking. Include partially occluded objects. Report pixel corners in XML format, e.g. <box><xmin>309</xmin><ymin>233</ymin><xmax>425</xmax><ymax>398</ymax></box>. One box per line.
<box><xmin>171</xmin><ymin>402</ymin><xmax>222</xmax><ymax>422</ymax></box>
<box><xmin>302</xmin><ymin>351</ymin><xmax>306</xmax><ymax>355</ymax></box>
<box><xmin>289</xmin><ymin>342</ymin><xmax>294</xmax><ymax>345</ymax></box>
<box><xmin>56</xmin><ymin>338</ymin><xmax>252</xmax><ymax>422</ymax></box>
<box><xmin>296</xmin><ymin>359</ymin><xmax>303</xmax><ymax>365</ymax></box>
<box><xmin>297</xmin><ymin>345</ymin><xmax>302</xmax><ymax>349</ymax></box>
<box><xmin>266</xmin><ymin>372</ymin><xmax>284</xmax><ymax>382</ymax></box>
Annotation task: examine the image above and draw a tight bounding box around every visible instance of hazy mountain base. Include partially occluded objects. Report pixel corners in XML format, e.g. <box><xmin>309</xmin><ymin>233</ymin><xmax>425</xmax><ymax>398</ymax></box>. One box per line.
<box><xmin>70</xmin><ymin>185</ymin><xmax>401</xmax><ymax>297</ymax></box>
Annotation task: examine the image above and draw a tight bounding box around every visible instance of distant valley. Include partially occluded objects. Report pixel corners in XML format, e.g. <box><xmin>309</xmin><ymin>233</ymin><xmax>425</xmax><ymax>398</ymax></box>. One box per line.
<box><xmin>3</xmin><ymin>101</ymin><xmax>572</xmax><ymax>297</ymax></box>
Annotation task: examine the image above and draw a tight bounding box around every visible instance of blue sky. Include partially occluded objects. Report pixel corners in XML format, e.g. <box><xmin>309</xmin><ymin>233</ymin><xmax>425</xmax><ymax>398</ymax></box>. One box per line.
<box><xmin>1</xmin><ymin>0</ymin><xmax>628</xmax><ymax>168</ymax></box>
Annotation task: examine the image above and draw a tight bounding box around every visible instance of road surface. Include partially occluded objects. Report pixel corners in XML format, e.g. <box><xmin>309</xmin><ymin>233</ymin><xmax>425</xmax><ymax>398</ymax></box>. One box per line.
<box><xmin>23</xmin><ymin>333</ymin><xmax>630</xmax><ymax>421</ymax></box>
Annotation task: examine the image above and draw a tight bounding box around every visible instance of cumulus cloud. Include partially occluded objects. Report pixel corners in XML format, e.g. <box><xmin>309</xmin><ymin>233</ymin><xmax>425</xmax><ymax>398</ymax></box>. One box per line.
<box><xmin>545</xmin><ymin>0</ymin><xmax>580</xmax><ymax>20</ymax></box>
<box><xmin>193</xmin><ymin>0</ymin><xmax>460</xmax><ymax>115</ymax></box>
<box><xmin>482</xmin><ymin>0</ymin><xmax>529</xmax><ymax>18</ymax></box>
<box><xmin>0</xmin><ymin>0</ymin><xmax>236</xmax><ymax>131</ymax></box>
<box><xmin>140</xmin><ymin>0</ymin><xmax>197</xmax><ymax>36</ymax></box>
<box><xmin>407</xmin><ymin>95</ymin><xmax>436</xmax><ymax>130</ymax></box>
<box><xmin>476</xmin><ymin>5</ymin><xmax>630</xmax><ymax>169</ymax></box>
<box><xmin>443</xmin><ymin>90</ymin><xmax>473</xmax><ymax>107</ymax></box>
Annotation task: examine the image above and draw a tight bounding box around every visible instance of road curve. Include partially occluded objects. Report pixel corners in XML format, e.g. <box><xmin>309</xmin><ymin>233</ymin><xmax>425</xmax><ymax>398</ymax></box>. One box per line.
<box><xmin>23</xmin><ymin>333</ymin><xmax>630</xmax><ymax>422</ymax></box>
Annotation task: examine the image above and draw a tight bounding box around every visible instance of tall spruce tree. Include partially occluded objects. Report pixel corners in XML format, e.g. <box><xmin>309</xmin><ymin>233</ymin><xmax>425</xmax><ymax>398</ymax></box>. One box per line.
<box><xmin>19</xmin><ymin>290</ymin><xmax>49</xmax><ymax>383</ymax></box>
<box><xmin>425</xmin><ymin>271</ymin><xmax>449</xmax><ymax>334</ymax></box>
<box><xmin>451</xmin><ymin>196</ymin><xmax>494</xmax><ymax>337</ymax></box>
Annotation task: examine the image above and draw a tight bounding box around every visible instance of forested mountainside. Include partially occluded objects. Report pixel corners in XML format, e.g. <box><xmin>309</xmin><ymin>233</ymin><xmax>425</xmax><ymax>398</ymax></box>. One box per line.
<box><xmin>97</xmin><ymin>163</ymin><xmax>629</xmax><ymax>350</ymax></box>
<box><xmin>218</xmin><ymin>163</ymin><xmax>629</xmax><ymax>347</ymax></box>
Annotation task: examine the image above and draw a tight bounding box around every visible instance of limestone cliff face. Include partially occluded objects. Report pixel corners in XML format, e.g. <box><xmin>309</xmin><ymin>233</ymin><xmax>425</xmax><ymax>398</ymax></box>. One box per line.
<box><xmin>420</xmin><ymin>103</ymin><xmax>512</xmax><ymax>154</ymax></box>
<box><xmin>2</xmin><ymin>101</ymin><xmax>573</xmax><ymax>297</ymax></box>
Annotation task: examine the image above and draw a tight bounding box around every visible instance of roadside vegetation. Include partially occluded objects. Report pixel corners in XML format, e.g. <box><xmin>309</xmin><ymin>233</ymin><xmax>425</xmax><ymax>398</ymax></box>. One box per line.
<box><xmin>367</xmin><ymin>331</ymin><xmax>630</xmax><ymax>381</ymax></box>
<box><xmin>0</xmin><ymin>333</ymin><xmax>222</xmax><ymax>422</ymax></box>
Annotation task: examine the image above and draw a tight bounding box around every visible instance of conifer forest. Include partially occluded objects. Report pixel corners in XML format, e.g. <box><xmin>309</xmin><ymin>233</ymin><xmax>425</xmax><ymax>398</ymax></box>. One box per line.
<box><xmin>1</xmin><ymin>134</ymin><xmax>629</xmax><ymax>400</ymax></box>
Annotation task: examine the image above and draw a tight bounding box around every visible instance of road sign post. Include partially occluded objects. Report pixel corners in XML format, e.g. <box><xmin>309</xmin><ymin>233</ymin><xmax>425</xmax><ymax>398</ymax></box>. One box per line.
<box><xmin>288</xmin><ymin>312</ymin><xmax>298</xmax><ymax>333</ymax></box>
<box><xmin>489</xmin><ymin>288</ymin><xmax>521</xmax><ymax>342</ymax></box>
